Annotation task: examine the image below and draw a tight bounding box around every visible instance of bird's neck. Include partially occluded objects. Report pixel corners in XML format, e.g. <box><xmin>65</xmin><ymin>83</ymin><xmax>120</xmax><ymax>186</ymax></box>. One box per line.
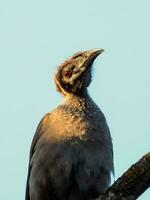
<box><xmin>63</xmin><ymin>90</ymin><xmax>94</xmax><ymax>109</ymax></box>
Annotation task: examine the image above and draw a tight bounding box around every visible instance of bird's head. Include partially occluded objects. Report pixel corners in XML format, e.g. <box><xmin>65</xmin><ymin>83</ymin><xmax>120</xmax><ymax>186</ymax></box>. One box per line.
<box><xmin>55</xmin><ymin>48</ymin><xmax>104</xmax><ymax>96</ymax></box>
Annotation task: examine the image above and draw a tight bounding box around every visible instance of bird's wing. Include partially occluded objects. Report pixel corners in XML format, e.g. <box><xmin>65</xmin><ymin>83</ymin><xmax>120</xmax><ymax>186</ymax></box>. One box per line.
<box><xmin>25</xmin><ymin>113</ymin><xmax>50</xmax><ymax>200</ymax></box>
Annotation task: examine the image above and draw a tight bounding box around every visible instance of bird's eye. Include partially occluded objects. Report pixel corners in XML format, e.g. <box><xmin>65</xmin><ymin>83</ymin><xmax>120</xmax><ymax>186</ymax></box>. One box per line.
<box><xmin>64</xmin><ymin>70</ymin><xmax>72</xmax><ymax>78</ymax></box>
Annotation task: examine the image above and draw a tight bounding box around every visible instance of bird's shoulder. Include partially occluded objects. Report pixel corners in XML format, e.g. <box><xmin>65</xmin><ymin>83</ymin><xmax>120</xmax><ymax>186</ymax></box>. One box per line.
<box><xmin>29</xmin><ymin>112</ymin><xmax>51</xmax><ymax>158</ymax></box>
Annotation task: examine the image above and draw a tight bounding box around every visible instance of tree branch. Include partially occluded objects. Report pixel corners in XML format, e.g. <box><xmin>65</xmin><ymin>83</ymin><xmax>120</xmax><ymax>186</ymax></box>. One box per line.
<box><xmin>97</xmin><ymin>152</ymin><xmax>150</xmax><ymax>200</ymax></box>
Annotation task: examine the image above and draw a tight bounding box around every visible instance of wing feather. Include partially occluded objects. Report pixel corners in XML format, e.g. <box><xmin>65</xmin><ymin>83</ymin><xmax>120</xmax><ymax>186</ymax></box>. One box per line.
<box><xmin>25</xmin><ymin>113</ymin><xmax>50</xmax><ymax>200</ymax></box>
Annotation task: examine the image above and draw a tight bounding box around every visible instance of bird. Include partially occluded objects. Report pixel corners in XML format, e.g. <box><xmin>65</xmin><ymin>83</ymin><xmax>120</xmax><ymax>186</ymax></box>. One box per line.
<box><xmin>25</xmin><ymin>48</ymin><xmax>114</xmax><ymax>200</ymax></box>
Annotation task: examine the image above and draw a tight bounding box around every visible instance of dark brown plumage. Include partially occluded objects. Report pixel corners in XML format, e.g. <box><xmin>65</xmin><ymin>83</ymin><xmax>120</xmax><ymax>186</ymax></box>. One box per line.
<box><xmin>25</xmin><ymin>49</ymin><xmax>114</xmax><ymax>200</ymax></box>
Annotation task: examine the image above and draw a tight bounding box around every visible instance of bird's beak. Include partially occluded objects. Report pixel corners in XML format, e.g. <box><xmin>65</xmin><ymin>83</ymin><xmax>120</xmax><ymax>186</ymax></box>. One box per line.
<box><xmin>83</xmin><ymin>48</ymin><xmax>104</xmax><ymax>67</ymax></box>
<box><xmin>85</xmin><ymin>48</ymin><xmax>104</xmax><ymax>60</ymax></box>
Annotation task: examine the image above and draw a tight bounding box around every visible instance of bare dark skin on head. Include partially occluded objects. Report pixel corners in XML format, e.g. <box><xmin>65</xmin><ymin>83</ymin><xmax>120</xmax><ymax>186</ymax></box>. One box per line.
<box><xmin>55</xmin><ymin>49</ymin><xmax>104</xmax><ymax>95</ymax></box>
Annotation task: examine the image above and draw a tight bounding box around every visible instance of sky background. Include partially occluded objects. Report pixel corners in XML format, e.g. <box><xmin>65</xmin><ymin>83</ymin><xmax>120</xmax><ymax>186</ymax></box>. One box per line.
<box><xmin>0</xmin><ymin>0</ymin><xmax>150</xmax><ymax>199</ymax></box>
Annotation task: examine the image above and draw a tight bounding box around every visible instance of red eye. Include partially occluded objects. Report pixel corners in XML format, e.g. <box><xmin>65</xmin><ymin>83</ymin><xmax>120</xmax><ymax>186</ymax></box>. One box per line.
<box><xmin>64</xmin><ymin>70</ymin><xmax>72</xmax><ymax>78</ymax></box>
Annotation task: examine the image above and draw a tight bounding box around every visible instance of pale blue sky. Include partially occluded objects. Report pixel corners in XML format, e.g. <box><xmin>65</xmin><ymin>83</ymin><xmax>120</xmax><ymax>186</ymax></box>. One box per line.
<box><xmin>0</xmin><ymin>0</ymin><xmax>150</xmax><ymax>199</ymax></box>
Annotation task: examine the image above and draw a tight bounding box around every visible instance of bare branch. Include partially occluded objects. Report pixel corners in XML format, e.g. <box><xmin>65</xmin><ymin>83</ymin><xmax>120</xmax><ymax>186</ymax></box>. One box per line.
<box><xmin>97</xmin><ymin>152</ymin><xmax>150</xmax><ymax>200</ymax></box>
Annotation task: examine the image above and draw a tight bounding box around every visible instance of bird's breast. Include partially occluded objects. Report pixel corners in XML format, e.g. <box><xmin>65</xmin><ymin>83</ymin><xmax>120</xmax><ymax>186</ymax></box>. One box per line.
<box><xmin>42</xmin><ymin>105</ymin><xmax>107</xmax><ymax>145</ymax></box>
<box><xmin>30</xmin><ymin>104</ymin><xmax>113</xmax><ymax>196</ymax></box>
